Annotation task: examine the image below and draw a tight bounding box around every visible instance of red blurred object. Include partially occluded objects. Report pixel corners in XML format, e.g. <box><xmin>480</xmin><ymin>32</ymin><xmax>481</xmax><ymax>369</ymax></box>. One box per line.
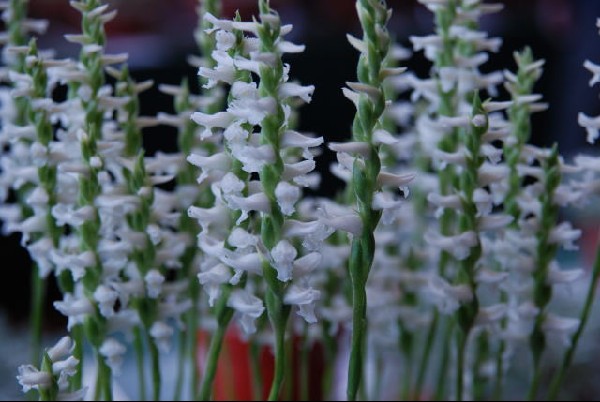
<box><xmin>197</xmin><ymin>326</ymin><xmax>324</xmax><ymax>401</ymax></box>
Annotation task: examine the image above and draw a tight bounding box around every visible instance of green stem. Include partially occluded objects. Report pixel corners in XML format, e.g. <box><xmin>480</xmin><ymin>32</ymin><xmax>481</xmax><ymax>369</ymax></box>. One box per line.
<box><xmin>299</xmin><ymin>325</ymin><xmax>309</xmax><ymax>401</ymax></box>
<box><xmin>30</xmin><ymin>265</ymin><xmax>45</xmax><ymax>365</ymax></box>
<box><xmin>284</xmin><ymin>334</ymin><xmax>294</xmax><ymax>401</ymax></box>
<box><xmin>456</xmin><ymin>330</ymin><xmax>468</xmax><ymax>402</ymax></box>
<box><xmin>415</xmin><ymin>311</ymin><xmax>439</xmax><ymax>397</ymax></box>
<box><xmin>133</xmin><ymin>327</ymin><xmax>147</xmax><ymax>401</ymax></box>
<box><xmin>71</xmin><ymin>324</ymin><xmax>84</xmax><ymax>392</ymax></box>
<box><xmin>526</xmin><ymin>364</ymin><xmax>542</xmax><ymax>401</ymax></box>
<box><xmin>347</xmin><ymin>272</ymin><xmax>367</xmax><ymax>401</ymax></box>
<box><xmin>321</xmin><ymin>329</ymin><xmax>337</xmax><ymax>400</ymax></box>
<box><xmin>148</xmin><ymin>334</ymin><xmax>161</xmax><ymax>401</ymax></box>
<box><xmin>95</xmin><ymin>349</ymin><xmax>113</xmax><ymax>401</ymax></box>
<box><xmin>198</xmin><ymin>323</ymin><xmax>229</xmax><ymax>401</ymax></box>
<box><xmin>473</xmin><ymin>331</ymin><xmax>490</xmax><ymax>400</ymax></box>
<box><xmin>434</xmin><ymin>321</ymin><xmax>453</xmax><ymax>402</ymax></box>
<box><xmin>547</xmin><ymin>243</ymin><xmax>600</xmax><ymax>400</ymax></box>
<box><xmin>188</xmin><ymin>284</ymin><xmax>200</xmax><ymax>399</ymax></box>
<box><xmin>268</xmin><ymin>330</ymin><xmax>287</xmax><ymax>401</ymax></box>
<box><xmin>494</xmin><ymin>338</ymin><xmax>506</xmax><ymax>400</ymax></box>
<box><xmin>266</xmin><ymin>290</ymin><xmax>290</xmax><ymax>402</ymax></box>
<box><xmin>250</xmin><ymin>340</ymin><xmax>264</xmax><ymax>401</ymax></box>
<box><xmin>174</xmin><ymin>331</ymin><xmax>186</xmax><ymax>401</ymax></box>
<box><xmin>102</xmin><ymin>355</ymin><xmax>113</xmax><ymax>401</ymax></box>
<box><xmin>401</xmin><ymin>340</ymin><xmax>414</xmax><ymax>401</ymax></box>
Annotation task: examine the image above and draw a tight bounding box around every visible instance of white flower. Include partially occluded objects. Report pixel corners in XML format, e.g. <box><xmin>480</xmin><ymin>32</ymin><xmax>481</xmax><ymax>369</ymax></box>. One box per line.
<box><xmin>221</xmin><ymin>252</ymin><xmax>263</xmax><ymax>281</ymax></box>
<box><xmin>190</xmin><ymin>111</ymin><xmax>235</xmax><ymax>139</ymax></box>
<box><xmin>583</xmin><ymin>59</ymin><xmax>600</xmax><ymax>87</ymax></box>
<box><xmin>230</xmin><ymin>143</ymin><xmax>275</xmax><ymax>173</ymax></box>
<box><xmin>542</xmin><ymin>313</ymin><xmax>580</xmax><ymax>347</ymax></box>
<box><xmin>93</xmin><ymin>285</ymin><xmax>118</xmax><ymax>318</ymax></box>
<box><xmin>227</xmin><ymin>228</ymin><xmax>258</xmax><ymax>249</ymax></box>
<box><xmin>53</xmin><ymin>293</ymin><xmax>94</xmax><ymax>330</ymax></box>
<box><xmin>47</xmin><ymin>337</ymin><xmax>75</xmax><ymax>362</ymax></box>
<box><xmin>198</xmin><ymin>263</ymin><xmax>231</xmax><ymax>307</ymax></box>
<box><xmin>144</xmin><ymin>269</ymin><xmax>165</xmax><ymax>299</ymax></box>
<box><xmin>51</xmin><ymin>204</ymin><xmax>95</xmax><ymax>227</ymax></box>
<box><xmin>578</xmin><ymin>112</ymin><xmax>600</xmax><ymax>144</ymax></box>
<box><xmin>199</xmin><ymin>50</ymin><xmax>237</xmax><ymax>88</ymax></box>
<box><xmin>278</xmin><ymin>82</ymin><xmax>314</xmax><ymax>103</ymax></box>
<box><xmin>284</xmin><ymin>285</ymin><xmax>321</xmax><ymax>323</ymax></box>
<box><xmin>187</xmin><ymin>152</ymin><xmax>231</xmax><ymax>184</ymax></box>
<box><xmin>424</xmin><ymin>230</ymin><xmax>478</xmax><ymax>261</ymax></box>
<box><xmin>52</xmin><ymin>356</ymin><xmax>79</xmax><ymax>377</ymax></box>
<box><xmin>427</xmin><ymin>276</ymin><xmax>473</xmax><ymax>314</ymax></box>
<box><xmin>16</xmin><ymin>365</ymin><xmax>52</xmax><ymax>393</ymax></box>
<box><xmin>99</xmin><ymin>338</ymin><xmax>127</xmax><ymax>374</ymax></box>
<box><xmin>150</xmin><ymin>321</ymin><xmax>174</xmax><ymax>353</ymax></box>
<box><xmin>215</xmin><ymin>30</ymin><xmax>236</xmax><ymax>51</ymax></box>
<box><xmin>271</xmin><ymin>240</ymin><xmax>297</xmax><ymax>282</ymax></box>
<box><xmin>281</xmin><ymin>130</ymin><xmax>323</xmax><ymax>159</ymax></box>
<box><xmin>275</xmin><ymin>181</ymin><xmax>300</xmax><ymax>216</ymax></box>
<box><xmin>549</xmin><ymin>222</ymin><xmax>581</xmax><ymax>250</ymax></box>
<box><xmin>227</xmin><ymin>289</ymin><xmax>265</xmax><ymax>335</ymax></box>
<box><xmin>227</xmin><ymin>192</ymin><xmax>271</xmax><ymax>225</ymax></box>
<box><xmin>228</xmin><ymin>81</ymin><xmax>277</xmax><ymax>125</ymax></box>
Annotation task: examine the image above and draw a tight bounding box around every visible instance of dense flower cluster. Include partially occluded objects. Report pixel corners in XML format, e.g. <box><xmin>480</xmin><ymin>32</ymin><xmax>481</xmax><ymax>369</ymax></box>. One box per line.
<box><xmin>1</xmin><ymin>1</ymin><xmax>600</xmax><ymax>401</ymax></box>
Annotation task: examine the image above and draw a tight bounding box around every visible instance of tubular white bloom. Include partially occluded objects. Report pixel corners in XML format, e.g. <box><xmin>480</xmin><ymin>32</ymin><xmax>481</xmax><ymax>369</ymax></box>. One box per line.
<box><xmin>284</xmin><ymin>285</ymin><xmax>321</xmax><ymax>323</ymax></box>
<box><xmin>372</xmin><ymin>192</ymin><xmax>405</xmax><ymax>225</ymax></box>
<box><xmin>549</xmin><ymin>222</ymin><xmax>581</xmax><ymax>250</ymax></box>
<box><xmin>49</xmin><ymin>248</ymin><xmax>93</xmax><ymax>279</ymax></box>
<box><xmin>47</xmin><ymin>337</ymin><xmax>75</xmax><ymax>362</ymax></box>
<box><xmin>578</xmin><ymin>112</ymin><xmax>600</xmax><ymax>144</ymax></box>
<box><xmin>215</xmin><ymin>30</ymin><xmax>236</xmax><ymax>51</ymax></box>
<box><xmin>188</xmin><ymin>204</ymin><xmax>230</xmax><ymax>231</ymax></box>
<box><xmin>271</xmin><ymin>240</ymin><xmax>297</xmax><ymax>282</ymax></box>
<box><xmin>328</xmin><ymin>141</ymin><xmax>370</xmax><ymax>158</ymax></box>
<box><xmin>427</xmin><ymin>275</ymin><xmax>473</xmax><ymax>315</ymax></box>
<box><xmin>275</xmin><ymin>181</ymin><xmax>300</xmax><ymax>216</ymax></box>
<box><xmin>220</xmin><ymin>252</ymin><xmax>263</xmax><ymax>277</ymax></box>
<box><xmin>583</xmin><ymin>60</ymin><xmax>600</xmax><ymax>87</ymax></box>
<box><xmin>230</xmin><ymin>143</ymin><xmax>275</xmax><ymax>174</ymax></box>
<box><xmin>150</xmin><ymin>321</ymin><xmax>174</xmax><ymax>353</ymax></box>
<box><xmin>93</xmin><ymin>285</ymin><xmax>118</xmax><ymax>318</ymax></box>
<box><xmin>187</xmin><ymin>152</ymin><xmax>231</xmax><ymax>184</ymax></box>
<box><xmin>99</xmin><ymin>338</ymin><xmax>127</xmax><ymax>374</ymax></box>
<box><xmin>475</xmin><ymin>304</ymin><xmax>507</xmax><ymax>326</ymax></box>
<box><xmin>477</xmin><ymin>214</ymin><xmax>513</xmax><ymax>231</ymax></box>
<box><xmin>16</xmin><ymin>365</ymin><xmax>52</xmax><ymax>393</ymax></box>
<box><xmin>424</xmin><ymin>230</ymin><xmax>478</xmax><ymax>261</ymax></box>
<box><xmin>190</xmin><ymin>111</ymin><xmax>235</xmax><ymax>139</ymax></box>
<box><xmin>320</xmin><ymin>212</ymin><xmax>363</xmax><ymax>236</ymax></box>
<box><xmin>542</xmin><ymin>313</ymin><xmax>580</xmax><ymax>347</ymax></box>
<box><xmin>292</xmin><ymin>252</ymin><xmax>322</xmax><ymax>277</ymax></box>
<box><xmin>281</xmin><ymin>130</ymin><xmax>323</xmax><ymax>158</ymax></box>
<box><xmin>52</xmin><ymin>356</ymin><xmax>79</xmax><ymax>377</ymax></box>
<box><xmin>283</xmin><ymin>219</ymin><xmax>329</xmax><ymax>247</ymax></box>
<box><xmin>198</xmin><ymin>263</ymin><xmax>231</xmax><ymax>307</ymax></box>
<box><xmin>53</xmin><ymin>293</ymin><xmax>95</xmax><ymax>330</ymax></box>
<box><xmin>547</xmin><ymin>263</ymin><xmax>584</xmax><ymax>285</ymax></box>
<box><xmin>278</xmin><ymin>82</ymin><xmax>314</xmax><ymax>103</ymax></box>
<box><xmin>478</xmin><ymin>163</ymin><xmax>509</xmax><ymax>186</ymax></box>
<box><xmin>144</xmin><ymin>269</ymin><xmax>165</xmax><ymax>299</ymax></box>
<box><xmin>218</xmin><ymin>172</ymin><xmax>246</xmax><ymax>197</ymax></box>
<box><xmin>228</xmin><ymin>228</ymin><xmax>258</xmax><ymax>249</ymax></box>
<box><xmin>227</xmin><ymin>192</ymin><xmax>271</xmax><ymax>225</ymax></box>
<box><xmin>476</xmin><ymin>269</ymin><xmax>508</xmax><ymax>285</ymax></box>
<box><xmin>227</xmin><ymin>289</ymin><xmax>265</xmax><ymax>335</ymax></box>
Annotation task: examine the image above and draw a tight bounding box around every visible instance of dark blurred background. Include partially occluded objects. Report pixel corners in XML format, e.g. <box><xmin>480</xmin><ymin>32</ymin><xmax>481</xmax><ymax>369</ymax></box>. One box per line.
<box><xmin>2</xmin><ymin>0</ymin><xmax>600</xmax><ymax>351</ymax></box>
